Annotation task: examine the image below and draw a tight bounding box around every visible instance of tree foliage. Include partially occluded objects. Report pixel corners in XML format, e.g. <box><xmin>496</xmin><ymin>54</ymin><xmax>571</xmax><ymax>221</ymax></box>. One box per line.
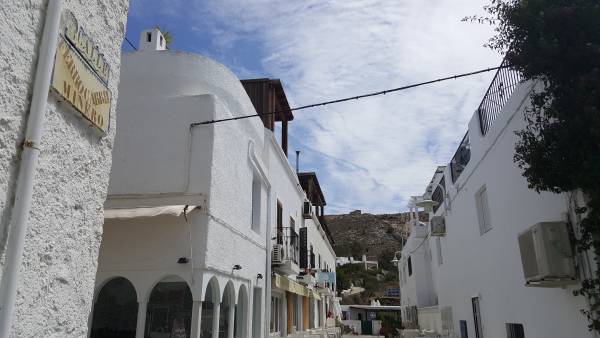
<box><xmin>468</xmin><ymin>0</ymin><xmax>600</xmax><ymax>330</ymax></box>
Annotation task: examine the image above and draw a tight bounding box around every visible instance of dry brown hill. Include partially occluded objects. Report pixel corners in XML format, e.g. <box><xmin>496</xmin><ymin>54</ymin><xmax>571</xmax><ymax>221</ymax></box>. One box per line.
<box><xmin>324</xmin><ymin>210</ymin><xmax>427</xmax><ymax>260</ymax></box>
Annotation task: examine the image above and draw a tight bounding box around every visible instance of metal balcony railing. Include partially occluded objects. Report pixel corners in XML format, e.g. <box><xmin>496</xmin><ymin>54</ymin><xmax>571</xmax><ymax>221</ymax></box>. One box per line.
<box><xmin>450</xmin><ymin>133</ymin><xmax>471</xmax><ymax>183</ymax></box>
<box><xmin>276</xmin><ymin>227</ymin><xmax>299</xmax><ymax>265</ymax></box>
<box><xmin>477</xmin><ymin>58</ymin><xmax>522</xmax><ymax>135</ymax></box>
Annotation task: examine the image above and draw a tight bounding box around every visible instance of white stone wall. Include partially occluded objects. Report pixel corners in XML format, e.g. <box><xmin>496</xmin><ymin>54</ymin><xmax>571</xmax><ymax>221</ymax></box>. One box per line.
<box><xmin>423</xmin><ymin>81</ymin><xmax>594</xmax><ymax>338</ymax></box>
<box><xmin>399</xmin><ymin>225</ymin><xmax>436</xmax><ymax>308</ymax></box>
<box><xmin>100</xmin><ymin>47</ymin><xmax>270</xmax><ymax>337</ymax></box>
<box><xmin>0</xmin><ymin>1</ymin><xmax>128</xmax><ymax>337</ymax></box>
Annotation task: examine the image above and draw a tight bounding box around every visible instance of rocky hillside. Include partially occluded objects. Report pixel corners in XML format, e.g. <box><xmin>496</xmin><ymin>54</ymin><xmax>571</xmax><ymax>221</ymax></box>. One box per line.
<box><xmin>325</xmin><ymin>210</ymin><xmax>427</xmax><ymax>260</ymax></box>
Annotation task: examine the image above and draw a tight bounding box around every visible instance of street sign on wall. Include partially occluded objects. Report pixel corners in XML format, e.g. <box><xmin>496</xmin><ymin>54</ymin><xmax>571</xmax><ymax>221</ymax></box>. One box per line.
<box><xmin>51</xmin><ymin>10</ymin><xmax>112</xmax><ymax>132</ymax></box>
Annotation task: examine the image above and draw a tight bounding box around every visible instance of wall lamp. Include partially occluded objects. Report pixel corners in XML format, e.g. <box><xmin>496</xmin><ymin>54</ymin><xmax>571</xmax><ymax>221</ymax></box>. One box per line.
<box><xmin>390</xmin><ymin>251</ymin><xmax>402</xmax><ymax>266</ymax></box>
<box><xmin>232</xmin><ymin>264</ymin><xmax>242</xmax><ymax>273</ymax></box>
<box><xmin>177</xmin><ymin>257</ymin><xmax>189</xmax><ymax>264</ymax></box>
<box><xmin>256</xmin><ymin>273</ymin><xmax>263</xmax><ymax>280</ymax></box>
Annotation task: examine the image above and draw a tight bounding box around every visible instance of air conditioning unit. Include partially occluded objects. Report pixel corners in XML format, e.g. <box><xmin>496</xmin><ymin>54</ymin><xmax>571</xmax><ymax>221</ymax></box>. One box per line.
<box><xmin>303</xmin><ymin>201</ymin><xmax>313</xmax><ymax>219</ymax></box>
<box><xmin>518</xmin><ymin>221</ymin><xmax>577</xmax><ymax>287</ymax></box>
<box><xmin>272</xmin><ymin>244</ymin><xmax>285</xmax><ymax>265</ymax></box>
<box><xmin>430</xmin><ymin>216</ymin><xmax>446</xmax><ymax>236</ymax></box>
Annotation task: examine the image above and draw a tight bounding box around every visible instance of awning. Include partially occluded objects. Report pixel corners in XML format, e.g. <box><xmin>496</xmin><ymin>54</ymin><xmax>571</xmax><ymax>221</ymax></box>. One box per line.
<box><xmin>272</xmin><ymin>274</ymin><xmax>320</xmax><ymax>300</ymax></box>
<box><xmin>104</xmin><ymin>205</ymin><xmax>198</xmax><ymax>219</ymax></box>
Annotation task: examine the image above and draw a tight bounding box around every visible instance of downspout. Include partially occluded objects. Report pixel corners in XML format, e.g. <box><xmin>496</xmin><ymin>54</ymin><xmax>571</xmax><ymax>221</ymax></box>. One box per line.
<box><xmin>0</xmin><ymin>0</ymin><xmax>62</xmax><ymax>335</ymax></box>
<box><xmin>264</xmin><ymin>186</ymin><xmax>272</xmax><ymax>338</ymax></box>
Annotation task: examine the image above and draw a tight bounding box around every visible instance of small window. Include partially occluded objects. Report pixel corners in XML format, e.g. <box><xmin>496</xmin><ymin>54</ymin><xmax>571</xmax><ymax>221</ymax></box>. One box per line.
<box><xmin>276</xmin><ymin>201</ymin><xmax>283</xmax><ymax>244</ymax></box>
<box><xmin>408</xmin><ymin>256</ymin><xmax>413</xmax><ymax>276</ymax></box>
<box><xmin>146</xmin><ymin>32</ymin><xmax>152</xmax><ymax>42</ymax></box>
<box><xmin>476</xmin><ymin>185</ymin><xmax>492</xmax><ymax>235</ymax></box>
<box><xmin>460</xmin><ymin>320</ymin><xmax>469</xmax><ymax>338</ymax></box>
<box><xmin>251</xmin><ymin>179</ymin><xmax>261</xmax><ymax>232</ymax></box>
<box><xmin>506</xmin><ymin>323</ymin><xmax>524</xmax><ymax>338</ymax></box>
<box><xmin>436</xmin><ymin>237</ymin><xmax>443</xmax><ymax>265</ymax></box>
<box><xmin>472</xmin><ymin>297</ymin><xmax>484</xmax><ymax>338</ymax></box>
<box><xmin>159</xmin><ymin>35</ymin><xmax>164</xmax><ymax>46</ymax></box>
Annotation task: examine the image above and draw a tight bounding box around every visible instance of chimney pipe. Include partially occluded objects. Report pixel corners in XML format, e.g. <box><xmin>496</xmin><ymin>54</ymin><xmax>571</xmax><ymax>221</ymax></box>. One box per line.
<box><xmin>295</xmin><ymin>150</ymin><xmax>300</xmax><ymax>173</ymax></box>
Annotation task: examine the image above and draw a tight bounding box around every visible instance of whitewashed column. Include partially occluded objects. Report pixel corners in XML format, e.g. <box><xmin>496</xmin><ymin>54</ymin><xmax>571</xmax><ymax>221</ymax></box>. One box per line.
<box><xmin>191</xmin><ymin>300</ymin><xmax>203</xmax><ymax>338</ymax></box>
<box><xmin>212</xmin><ymin>302</ymin><xmax>221</xmax><ymax>338</ymax></box>
<box><xmin>136</xmin><ymin>300</ymin><xmax>148</xmax><ymax>338</ymax></box>
<box><xmin>227</xmin><ymin>302</ymin><xmax>235</xmax><ymax>338</ymax></box>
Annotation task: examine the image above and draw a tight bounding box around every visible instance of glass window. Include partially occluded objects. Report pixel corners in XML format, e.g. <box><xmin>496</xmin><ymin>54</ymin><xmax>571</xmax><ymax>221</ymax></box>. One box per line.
<box><xmin>251</xmin><ymin>179</ymin><xmax>261</xmax><ymax>232</ymax></box>
<box><xmin>436</xmin><ymin>237</ymin><xmax>443</xmax><ymax>265</ymax></box>
<box><xmin>476</xmin><ymin>186</ymin><xmax>492</xmax><ymax>235</ymax></box>
<box><xmin>506</xmin><ymin>323</ymin><xmax>524</xmax><ymax>338</ymax></box>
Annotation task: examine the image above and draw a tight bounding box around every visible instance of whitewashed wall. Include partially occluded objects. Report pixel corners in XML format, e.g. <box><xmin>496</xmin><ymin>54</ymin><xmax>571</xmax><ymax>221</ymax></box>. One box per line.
<box><xmin>305</xmin><ymin>216</ymin><xmax>336</xmax><ymax>272</ymax></box>
<box><xmin>100</xmin><ymin>49</ymin><xmax>270</xmax><ymax>336</ymax></box>
<box><xmin>426</xmin><ymin>81</ymin><xmax>593</xmax><ymax>338</ymax></box>
<box><xmin>399</xmin><ymin>224</ymin><xmax>436</xmax><ymax>308</ymax></box>
<box><xmin>0</xmin><ymin>1</ymin><xmax>128</xmax><ymax>337</ymax></box>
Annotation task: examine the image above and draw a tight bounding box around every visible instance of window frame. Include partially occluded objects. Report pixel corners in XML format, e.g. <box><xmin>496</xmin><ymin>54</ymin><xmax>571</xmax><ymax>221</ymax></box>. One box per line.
<box><xmin>251</xmin><ymin>179</ymin><xmax>262</xmax><ymax>233</ymax></box>
<box><xmin>436</xmin><ymin>237</ymin><xmax>443</xmax><ymax>265</ymax></box>
<box><xmin>475</xmin><ymin>185</ymin><xmax>492</xmax><ymax>235</ymax></box>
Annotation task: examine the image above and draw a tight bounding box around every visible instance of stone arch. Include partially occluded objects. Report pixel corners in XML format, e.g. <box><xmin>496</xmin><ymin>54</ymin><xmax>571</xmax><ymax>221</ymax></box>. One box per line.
<box><xmin>235</xmin><ymin>284</ymin><xmax>249</xmax><ymax>338</ymax></box>
<box><xmin>145</xmin><ymin>275</ymin><xmax>193</xmax><ymax>337</ymax></box>
<box><xmin>220</xmin><ymin>281</ymin><xmax>236</xmax><ymax>338</ymax></box>
<box><xmin>201</xmin><ymin>276</ymin><xmax>221</xmax><ymax>338</ymax></box>
<box><xmin>144</xmin><ymin>273</ymin><xmax>191</xmax><ymax>303</ymax></box>
<box><xmin>90</xmin><ymin>277</ymin><xmax>138</xmax><ymax>338</ymax></box>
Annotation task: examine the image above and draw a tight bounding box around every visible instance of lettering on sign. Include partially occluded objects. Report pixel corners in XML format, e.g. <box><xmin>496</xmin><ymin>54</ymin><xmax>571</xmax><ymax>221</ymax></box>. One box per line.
<box><xmin>60</xmin><ymin>11</ymin><xmax>110</xmax><ymax>84</ymax></box>
<box><xmin>51</xmin><ymin>10</ymin><xmax>111</xmax><ymax>132</ymax></box>
<box><xmin>52</xmin><ymin>36</ymin><xmax>111</xmax><ymax>131</ymax></box>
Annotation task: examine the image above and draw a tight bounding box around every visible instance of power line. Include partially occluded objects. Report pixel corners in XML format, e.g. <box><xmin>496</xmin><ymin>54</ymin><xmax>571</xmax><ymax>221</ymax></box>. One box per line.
<box><xmin>192</xmin><ymin>64</ymin><xmax>510</xmax><ymax>126</ymax></box>
<box><xmin>124</xmin><ymin>36</ymin><xmax>137</xmax><ymax>50</ymax></box>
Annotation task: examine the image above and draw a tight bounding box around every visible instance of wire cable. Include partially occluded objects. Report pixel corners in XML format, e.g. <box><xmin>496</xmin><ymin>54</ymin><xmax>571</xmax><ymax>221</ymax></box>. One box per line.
<box><xmin>124</xmin><ymin>36</ymin><xmax>137</xmax><ymax>50</ymax></box>
<box><xmin>192</xmin><ymin>64</ymin><xmax>511</xmax><ymax>126</ymax></box>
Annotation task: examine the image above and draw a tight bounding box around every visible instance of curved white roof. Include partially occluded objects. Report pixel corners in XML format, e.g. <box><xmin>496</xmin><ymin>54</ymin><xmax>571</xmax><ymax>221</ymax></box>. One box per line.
<box><xmin>119</xmin><ymin>50</ymin><xmax>258</xmax><ymax>122</ymax></box>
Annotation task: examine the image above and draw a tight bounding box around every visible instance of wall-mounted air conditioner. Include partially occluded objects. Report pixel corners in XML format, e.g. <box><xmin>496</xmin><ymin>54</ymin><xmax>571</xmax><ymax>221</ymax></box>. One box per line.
<box><xmin>272</xmin><ymin>244</ymin><xmax>285</xmax><ymax>265</ymax></box>
<box><xmin>303</xmin><ymin>201</ymin><xmax>313</xmax><ymax>219</ymax></box>
<box><xmin>518</xmin><ymin>221</ymin><xmax>577</xmax><ymax>287</ymax></box>
<box><xmin>430</xmin><ymin>216</ymin><xmax>446</xmax><ymax>236</ymax></box>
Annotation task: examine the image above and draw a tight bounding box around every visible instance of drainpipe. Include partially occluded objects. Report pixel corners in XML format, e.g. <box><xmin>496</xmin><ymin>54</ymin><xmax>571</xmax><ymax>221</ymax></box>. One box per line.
<box><xmin>0</xmin><ymin>0</ymin><xmax>62</xmax><ymax>335</ymax></box>
<box><xmin>264</xmin><ymin>186</ymin><xmax>272</xmax><ymax>338</ymax></box>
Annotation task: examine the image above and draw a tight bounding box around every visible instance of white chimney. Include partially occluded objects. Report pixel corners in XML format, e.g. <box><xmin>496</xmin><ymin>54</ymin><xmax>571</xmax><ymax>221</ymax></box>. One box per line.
<box><xmin>139</xmin><ymin>28</ymin><xmax>166</xmax><ymax>51</ymax></box>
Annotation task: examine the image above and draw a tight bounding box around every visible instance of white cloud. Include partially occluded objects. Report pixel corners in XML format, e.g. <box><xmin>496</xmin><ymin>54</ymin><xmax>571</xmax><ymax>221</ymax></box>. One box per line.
<box><xmin>191</xmin><ymin>0</ymin><xmax>502</xmax><ymax>213</ymax></box>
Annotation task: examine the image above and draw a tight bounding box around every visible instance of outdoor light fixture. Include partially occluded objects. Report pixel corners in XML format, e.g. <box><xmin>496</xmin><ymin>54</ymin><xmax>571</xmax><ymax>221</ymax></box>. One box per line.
<box><xmin>256</xmin><ymin>273</ymin><xmax>263</xmax><ymax>280</ymax></box>
<box><xmin>390</xmin><ymin>251</ymin><xmax>402</xmax><ymax>266</ymax></box>
<box><xmin>232</xmin><ymin>264</ymin><xmax>242</xmax><ymax>271</ymax></box>
<box><xmin>416</xmin><ymin>197</ymin><xmax>439</xmax><ymax>213</ymax></box>
<box><xmin>177</xmin><ymin>257</ymin><xmax>189</xmax><ymax>264</ymax></box>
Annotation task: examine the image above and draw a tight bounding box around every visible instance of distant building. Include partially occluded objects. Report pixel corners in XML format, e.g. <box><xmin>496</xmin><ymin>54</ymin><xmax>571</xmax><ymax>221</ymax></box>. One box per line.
<box><xmin>399</xmin><ymin>63</ymin><xmax>594</xmax><ymax>338</ymax></box>
<box><xmin>336</xmin><ymin>255</ymin><xmax>379</xmax><ymax>271</ymax></box>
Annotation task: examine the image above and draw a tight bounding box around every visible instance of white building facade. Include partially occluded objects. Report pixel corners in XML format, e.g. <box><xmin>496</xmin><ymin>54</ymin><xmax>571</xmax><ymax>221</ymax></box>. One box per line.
<box><xmin>0</xmin><ymin>1</ymin><xmax>128</xmax><ymax>337</ymax></box>
<box><xmin>89</xmin><ymin>30</ymin><xmax>337</xmax><ymax>338</ymax></box>
<box><xmin>399</xmin><ymin>65</ymin><xmax>596</xmax><ymax>338</ymax></box>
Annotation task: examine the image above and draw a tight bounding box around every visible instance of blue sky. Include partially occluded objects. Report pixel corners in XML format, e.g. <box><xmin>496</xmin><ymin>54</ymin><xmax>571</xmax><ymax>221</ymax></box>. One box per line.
<box><xmin>125</xmin><ymin>0</ymin><xmax>502</xmax><ymax>215</ymax></box>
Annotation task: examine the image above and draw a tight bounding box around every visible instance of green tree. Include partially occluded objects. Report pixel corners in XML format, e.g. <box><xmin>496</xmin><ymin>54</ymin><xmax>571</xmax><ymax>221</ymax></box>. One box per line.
<box><xmin>468</xmin><ymin>0</ymin><xmax>600</xmax><ymax>331</ymax></box>
<box><xmin>378</xmin><ymin>249</ymin><xmax>398</xmax><ymax>272</ymax></box>
<box><xmin>349</xmin><ymin>241</ymin><xmax>365</xmax><ymax>260</ymax></box>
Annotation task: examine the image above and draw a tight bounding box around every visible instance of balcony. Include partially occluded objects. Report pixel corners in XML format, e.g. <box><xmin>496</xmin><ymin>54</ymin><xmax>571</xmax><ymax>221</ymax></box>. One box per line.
<box><xmin>273</xmin><ymin>227</ymin><xmax>300</xmax><ymax>275</ymax></box>
<box><xmin>477</xmin><ymin>58</ymin><xmax>522</xmax><ymax>135</ymax></box>
<box><xmin>450</xmin><ymin>133</ymin><xmax>471</xmax><ymax>183</ymax></box>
